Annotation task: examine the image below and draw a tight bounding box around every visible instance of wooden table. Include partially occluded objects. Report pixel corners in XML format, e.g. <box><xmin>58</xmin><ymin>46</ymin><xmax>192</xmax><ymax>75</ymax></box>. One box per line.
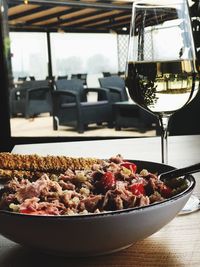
<box><xmin>0</xmin><ymin>135</ymin><xmax>200</xmax><ymax>266</ymax></box>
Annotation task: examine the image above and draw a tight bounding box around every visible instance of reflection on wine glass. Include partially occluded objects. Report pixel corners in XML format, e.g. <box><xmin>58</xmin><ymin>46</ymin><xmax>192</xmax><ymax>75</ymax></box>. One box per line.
<box><xmin>125</xmin><ymin>0</ymin><xmax>200</xmax><ymax>213</ymax></box>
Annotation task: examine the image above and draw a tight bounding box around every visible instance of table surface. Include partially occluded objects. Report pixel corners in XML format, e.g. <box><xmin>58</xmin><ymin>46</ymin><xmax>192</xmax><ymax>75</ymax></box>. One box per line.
<box><xmin>0</xmin><ymin>135</ymin><xmax>200</xmax><ymax>267</ymax></box>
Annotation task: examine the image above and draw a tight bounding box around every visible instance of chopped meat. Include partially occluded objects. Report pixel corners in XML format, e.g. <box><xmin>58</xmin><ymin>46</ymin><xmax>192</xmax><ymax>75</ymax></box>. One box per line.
<box><xmin>0</xmin><ymin>155</ymin><xmax>187</xmax><ymax>216</ymax></box>
<box><xmin>81</xmin><ymin>195</ymin><xmax>103</xmax><ymax>212</ymax></box>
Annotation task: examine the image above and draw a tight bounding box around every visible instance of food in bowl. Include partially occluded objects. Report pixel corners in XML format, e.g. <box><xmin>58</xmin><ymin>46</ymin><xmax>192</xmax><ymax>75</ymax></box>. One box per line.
<box><xmin>0</xmin><ymin>153</ymin><xmax>188</xmax><ymax>216</ymax></box>
<box><xmin>0</xmin><ymin>153</ymin><xmax>195</xmax><ymax>256</ymax></box>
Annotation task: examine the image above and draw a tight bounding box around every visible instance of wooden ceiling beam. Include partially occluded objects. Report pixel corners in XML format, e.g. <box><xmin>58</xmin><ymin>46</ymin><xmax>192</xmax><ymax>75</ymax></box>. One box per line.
<box><xmin>9</xmin><ymin>6</ymin><xmax>52</xmax><ymax>20</ymax></box>
<box><xmin>9</xmin><ymin>9</ymin><xmax>102</xmax><ymax>28</ymax></box>
<box><xmin>63</xmin><ymin>11</ymin><xmax>130</xmax><ymax>28</ymax></box>
<box><xmin>24</xmin><ymin>7</ymin><xmax>79</xmax><ymax>24</ymax></box>
<box><xmin>87</xmin><ymin>17</ymin><xmax>130</xmax><ymax>29</ymax></box>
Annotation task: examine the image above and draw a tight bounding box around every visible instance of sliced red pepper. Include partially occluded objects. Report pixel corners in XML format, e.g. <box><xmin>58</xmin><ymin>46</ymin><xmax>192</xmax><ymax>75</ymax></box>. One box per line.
<box><xmin>129</xmin><ymin>182</ymin><xmax>145</xmax><ymax>196</ymax></box>
<box><xmin>121</xmin><ymin>162</ymin><xmax>137</xmax><ymax>173</ymax></box>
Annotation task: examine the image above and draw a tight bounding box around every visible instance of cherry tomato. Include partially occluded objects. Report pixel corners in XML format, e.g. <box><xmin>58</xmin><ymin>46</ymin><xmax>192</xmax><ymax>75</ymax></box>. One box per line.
<box><xmin>160</xmin><ymin>185</ymin><xmax>172</xmax><ymax>198</ymax></box>
<box><xmin>97</xmin><ymin>171</ymin><xmax>116</xmax><ymax>192</ymax></box>
<box><xmin>121</xmin><ymin>162</ymin><xmax>137</xmax><ymax>173</ymax></box>
<box><xmin>129</xmin><ymin>183</ymin><xmax>145</xmax><ymax>196</ymax></box>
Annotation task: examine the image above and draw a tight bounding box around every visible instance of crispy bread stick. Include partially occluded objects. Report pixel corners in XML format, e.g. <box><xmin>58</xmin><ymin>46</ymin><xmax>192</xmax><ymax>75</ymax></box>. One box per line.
<box><xmin>0</xmin><ymin>153</ymin><xmax>102</xmax><ymax>173</ymax></box>
<box><xmin>0</xmin><ymin>169</ymin><xmax>49</xmax><ymax>180</ymax></box>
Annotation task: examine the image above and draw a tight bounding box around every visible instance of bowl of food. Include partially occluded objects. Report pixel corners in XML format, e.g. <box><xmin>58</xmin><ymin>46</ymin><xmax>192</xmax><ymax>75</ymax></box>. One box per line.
<box><xmin>0</xmin><ymin>153</ymin><xmax>195</xmax><ymax>256</ymax></box>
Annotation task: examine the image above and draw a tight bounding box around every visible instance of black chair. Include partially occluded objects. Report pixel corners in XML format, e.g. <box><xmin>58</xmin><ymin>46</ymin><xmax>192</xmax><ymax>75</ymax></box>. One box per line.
<box><xmin>10</xmin><ymin>80</ymin><xmax>52</xmax><ymax>118</ymax></box>
<box><xmin>78</xmin><ymin>73</ymin><xmax>87</xmax><ymax>87</ymax></box>
<box><xmin>29</xmin><ymin>76</ymin><xmax>35</xmax><ymax>81</ymax></box>
<box><xmin>99</xmin><ymin>76</ymin><xmax>156</xmax><ymax>131</ymax></box>
<box><xmin>57</xmin><ymin>75</ymin><xmax>68</xmax><ymax>80</ymax></box>
<box><xmin>52</xmin><ymin>79</ymin><xmax>112</xmax><ymax>133</ymax></box>
<box><xmin>18</xmin><ymin>76</ymin><xmax>27</xmax><ymax>82</ymax></box>
<box><xmin>99</xmin><ymin>75</ymin><xmax>129</xmax><ymax>102</ymax></box>
<box><xmin>71</xmin><ymin>74</ymin><xmax>79</xmax><ymax>80</ymax></box>
<box><xmin>102</xmin><ymin>72</ymin><xmax>111</xmax><ymax>77</ymax></box>
<box><xmin>118</xmin><ymin>71</ymin><xmax>125</xmax><ymax>77</ymax></box>
<box><xmin>71</xmin><ymin>74</ymin><xmax>87</xmax><ymax>87</ymax></box>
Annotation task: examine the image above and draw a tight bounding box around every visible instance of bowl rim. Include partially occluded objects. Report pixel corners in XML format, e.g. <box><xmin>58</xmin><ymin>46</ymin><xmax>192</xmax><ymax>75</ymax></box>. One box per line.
<box><xmin>0</xmin><ymin>159</ymin><xmax>196</xmax><ymax>220</ymax></box>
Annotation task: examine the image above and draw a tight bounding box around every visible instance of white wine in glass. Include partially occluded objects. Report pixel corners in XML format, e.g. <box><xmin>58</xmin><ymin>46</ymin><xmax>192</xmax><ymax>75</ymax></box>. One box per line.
<box><xmin>125</xmin><ymin>0</ymin><xmax>200</xmax><ymax>213</ymax></box>
<box><xmin>126</xmin><ymin>0</ymin><xmax>199</xmax><ymax>164</ymax></box>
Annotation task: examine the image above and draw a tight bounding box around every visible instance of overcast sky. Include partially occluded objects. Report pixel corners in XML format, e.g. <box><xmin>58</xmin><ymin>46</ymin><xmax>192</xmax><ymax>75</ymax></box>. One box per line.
<box><xmin>10</xmin><ymin>32</ymin><xmax>119</xmax><ymax>80</ymax></box>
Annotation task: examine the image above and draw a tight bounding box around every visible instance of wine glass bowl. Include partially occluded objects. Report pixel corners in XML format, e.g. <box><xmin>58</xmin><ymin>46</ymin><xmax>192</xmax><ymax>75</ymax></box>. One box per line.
<box><xmin>125</xmin><ymin>0</ymin><xmax>199</xmax><ymax>164</ymax></box>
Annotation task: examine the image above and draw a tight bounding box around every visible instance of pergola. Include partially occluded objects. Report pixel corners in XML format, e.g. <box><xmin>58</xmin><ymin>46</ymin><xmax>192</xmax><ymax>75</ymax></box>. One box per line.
<box><xmin>8</xmin><ymin>0</ymin><xmax>133</xmax><ymax>34</ymax></box>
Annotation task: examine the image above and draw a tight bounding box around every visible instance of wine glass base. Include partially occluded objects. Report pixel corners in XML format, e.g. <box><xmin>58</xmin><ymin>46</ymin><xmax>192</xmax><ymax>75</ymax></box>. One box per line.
<box><xmin>178</xmin><ymin>195</ymin><xmax>200</xmax><ymax>215</ymax></box>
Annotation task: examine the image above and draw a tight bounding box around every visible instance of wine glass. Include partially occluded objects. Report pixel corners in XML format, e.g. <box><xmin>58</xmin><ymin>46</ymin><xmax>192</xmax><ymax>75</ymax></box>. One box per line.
<box><xmin>125</xmin><ymin>0</ymin><xmax>200</xmax><ymax>213</ymax></box>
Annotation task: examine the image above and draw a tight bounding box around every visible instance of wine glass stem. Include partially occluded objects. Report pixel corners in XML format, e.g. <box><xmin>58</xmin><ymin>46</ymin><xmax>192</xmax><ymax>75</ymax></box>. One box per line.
<box><xmin>159</xmin><ymin>116</ymin><xmax>170</xmax><ymax>164</ymax></box>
